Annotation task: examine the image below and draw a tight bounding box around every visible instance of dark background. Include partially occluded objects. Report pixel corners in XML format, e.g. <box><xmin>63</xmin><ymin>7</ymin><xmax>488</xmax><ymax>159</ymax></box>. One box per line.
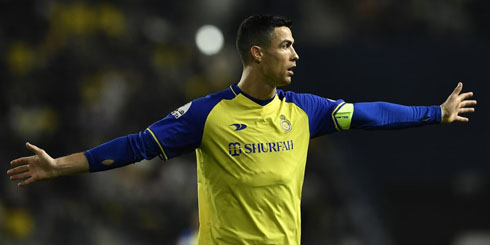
<box><xmin>1</xmin><ymin>1</ymin><xmax>488</xmax><ymax>244</ymax></box>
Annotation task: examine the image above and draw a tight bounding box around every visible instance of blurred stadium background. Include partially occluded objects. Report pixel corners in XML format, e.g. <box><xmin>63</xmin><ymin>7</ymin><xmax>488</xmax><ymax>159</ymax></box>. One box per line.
<box><xmin>0</xmin><ymin>0</ymin><xmax>488</xmax><ymax>244</ymax></box>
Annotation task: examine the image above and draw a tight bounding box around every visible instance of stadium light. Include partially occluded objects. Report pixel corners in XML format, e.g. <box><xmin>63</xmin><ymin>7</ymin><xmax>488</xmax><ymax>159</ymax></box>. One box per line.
<box><xmin>195</xmin><ymin>25</ymin><xmax>224</xmax><ymax>56</ymax></box>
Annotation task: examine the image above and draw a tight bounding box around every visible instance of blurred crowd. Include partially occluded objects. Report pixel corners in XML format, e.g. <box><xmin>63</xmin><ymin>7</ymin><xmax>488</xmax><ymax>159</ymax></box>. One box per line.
<box><xmin>1</xmin><ymin>0</ymin><xmax>488</xmax><ymax>244</ymax></box>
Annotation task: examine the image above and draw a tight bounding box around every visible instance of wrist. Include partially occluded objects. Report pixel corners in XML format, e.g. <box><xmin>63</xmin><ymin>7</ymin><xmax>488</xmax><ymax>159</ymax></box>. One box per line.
<box><xmin>440</xmin><ymin>105</ymin><xmax>444</xmax><ymax>123</ymax></box>
<box><xmin>440</xmin><ymin>104</ymin><xmax>449</xmax><ymax>124</ymax></box>
<box><xmin>53</xmin><ymin>157</ymin><xmax>65</xmax><ymax>177</ymax></box>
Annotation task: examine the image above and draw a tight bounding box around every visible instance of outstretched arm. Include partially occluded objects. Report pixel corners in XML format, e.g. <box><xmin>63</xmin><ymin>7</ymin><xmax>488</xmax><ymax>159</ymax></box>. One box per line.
<box><xmin>8</xmin><ymin>130</ymin><xmax>162</xmax><ymax>187</ymax></box>
<box><xmin>334</xmin><ymin>83</ymin><xmax>477</xmax><ymax>130</ymax></box>
<box><xmin>7</xmin><ymin>143</ymin><xmax>89</xmax><ymax>187</ymax></box>
<box><xmin>7</xmin><ymin>97</ymin><xmax>207</xmax><ymax>187</ymax></box>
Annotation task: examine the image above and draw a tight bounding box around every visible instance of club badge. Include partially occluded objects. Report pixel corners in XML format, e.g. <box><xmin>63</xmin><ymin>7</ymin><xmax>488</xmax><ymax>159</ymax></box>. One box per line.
<box><xmin>280</xmin><ymin>115</ymin><xmax>292</xmax><ymax>132</ymax></box>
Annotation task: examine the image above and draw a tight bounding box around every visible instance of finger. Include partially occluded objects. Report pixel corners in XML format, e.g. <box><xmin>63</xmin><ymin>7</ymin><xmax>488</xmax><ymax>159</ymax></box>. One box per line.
<box><xmin>459</xmin><ymin>108</ymin><xmax>475</xmax><ymax>114</ymax></box>
<box><xmin>461</xmin><ymin>100</ymin><xmax>477</xmax><ymax>107</ymax></box>
<box><xmin>452</xmin><ymin>82</ymin><xmax>463</xmax><ymax>95</ymax></box>
<box><xmin>10</xmin><ymin>156</ymin><xmax>32</xmax><ymax>166</ymax></box>
<box><xmin>18</xmin><ymin>177</ymin><xmax>35</xmax><ymax>187</ymax></box>
<box><xmin>7</xmin><ymin>165</ymin><xmax>29</xmax><ymax>175</ymax></box>
<box><xmin>459</xmin><ymin>92</ymin><xmax>474</xmax><ymax>100</ymax></box>
<box><xmin>455</xmin><ymin>116</ymin><xmax>469</xmax><ymax>123</ymax></box>
<box><xmin>26</xmin><ymin>142</ymin><xmax>44</xmax><ymax>155</ymax></box>
<box><xmin>10</xmin><ymin>171</ymin><xmax>31</xmax><ymax>181</ymax></box>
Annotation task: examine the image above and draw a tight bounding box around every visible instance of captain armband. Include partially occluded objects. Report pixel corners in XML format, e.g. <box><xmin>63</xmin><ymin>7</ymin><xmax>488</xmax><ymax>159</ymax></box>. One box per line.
<box><xmin>333</xmin><ymin>103</ymin><xmax>354</xmax><ymax>130</ymax></box>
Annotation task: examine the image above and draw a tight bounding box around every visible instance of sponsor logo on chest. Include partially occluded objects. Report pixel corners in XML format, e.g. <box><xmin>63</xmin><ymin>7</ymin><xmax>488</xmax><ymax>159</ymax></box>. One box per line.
<box><xmin>228</xmin><ymin>140</ymin><xmax>294</xmax><ymax>157</ymax></box>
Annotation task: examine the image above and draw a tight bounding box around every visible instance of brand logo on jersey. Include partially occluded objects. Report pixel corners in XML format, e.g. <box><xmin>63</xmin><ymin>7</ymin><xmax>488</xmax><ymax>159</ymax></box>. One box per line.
<box><xmin>230</xmin><ymin>123</ymin><xmax>247</xmax><ymax>131</ymax></box>
<box><xmin>280</xmin><ymin>115</ymin><xmax>292</xmax><ymax>132</ymax></box>
<box><xmin>228</xmin><ymin>142</ymin><xmax>242</xmax><ymax>156</ymax></box>
<box><xmin>227</xmin><ymin>140</ymin><xmax>294</xmax><ymax>157</ymax></box>
<box><xmin>171</xmin><ymin>102</ymin><xmax>192</xmax><ymax>119</ymax></box>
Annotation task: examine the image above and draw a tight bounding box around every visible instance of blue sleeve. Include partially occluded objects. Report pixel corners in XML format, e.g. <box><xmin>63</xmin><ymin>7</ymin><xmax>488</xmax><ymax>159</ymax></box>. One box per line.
<box><xmin>352</xmin><ymin>102</ymin><xmax>442</xmax><ymax>129</ymax></box>
<box><xmin>282</xmin><ymin>91</ymin><xmax>345</xmax><ymax>138</ymax></box>
<box><xmin>84</xmin><ymin>89</ymin><xmax>231</xmax><ymax>172</ymax></box>
<box><xmin>84</xmin><ymin>130</ymin><xmax>161</xmax><ymax>172</ymax></box>
<box><xmin>83</xmin><ymin>99</ymin><xmax>210</xmax><ymax>172</ymax></box>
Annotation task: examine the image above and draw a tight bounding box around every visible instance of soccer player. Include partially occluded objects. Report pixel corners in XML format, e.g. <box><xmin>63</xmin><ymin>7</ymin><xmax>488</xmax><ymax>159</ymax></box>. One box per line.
<box><xmin>7</xmin><ymin>15</ymin><xmax>476</xmax><ymax>244</ymax></box>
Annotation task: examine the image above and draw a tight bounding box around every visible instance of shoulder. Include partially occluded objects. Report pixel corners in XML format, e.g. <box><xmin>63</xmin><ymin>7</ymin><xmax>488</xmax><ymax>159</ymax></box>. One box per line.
<box><xmin>277</xmin><ymin>89</ymin><xmax>342</xmax><ymax>111</ymax></box>
<box><xmin>195</xmin><ymin>86</ymin><xmax>236</xmax><ymax>106</ymax></box>
<box><xmin>175</xmin><ymin>86</ymin><xmax>236</xmax><ymax>120</ymax></box>
<box><xmin>151</xmin><ymin>86</ymin><xmax>235</xmax><ymax>130</ymax></box>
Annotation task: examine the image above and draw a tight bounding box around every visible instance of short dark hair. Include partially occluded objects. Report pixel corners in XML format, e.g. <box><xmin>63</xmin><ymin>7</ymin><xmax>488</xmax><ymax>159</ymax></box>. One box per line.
<box><xmin>236</xmin><ymin>15</ymin><xmax>292</xmax><ymax>65</ymax></box>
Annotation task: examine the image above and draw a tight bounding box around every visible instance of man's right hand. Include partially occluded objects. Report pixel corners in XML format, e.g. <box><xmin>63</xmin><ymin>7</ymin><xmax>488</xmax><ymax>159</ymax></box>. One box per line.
<box><xmin>7</xmin><ymin>142</ymin><xmax>59</xmax><ymax>187</ymax></box>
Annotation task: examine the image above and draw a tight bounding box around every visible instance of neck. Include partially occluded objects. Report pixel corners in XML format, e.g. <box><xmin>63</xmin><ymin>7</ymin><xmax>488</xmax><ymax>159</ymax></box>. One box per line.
<box><xmin>237</xmin><ymin>66</ymin><xmax>276</xmax><ymax>100</ymax></box>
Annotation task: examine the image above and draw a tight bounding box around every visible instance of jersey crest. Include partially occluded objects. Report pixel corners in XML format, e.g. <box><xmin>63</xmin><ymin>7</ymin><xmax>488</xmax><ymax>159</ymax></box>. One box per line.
<box><xmin>280</xmin><ymin>114</ymin><xmax>292</xmax><ymax>132</ymax></box>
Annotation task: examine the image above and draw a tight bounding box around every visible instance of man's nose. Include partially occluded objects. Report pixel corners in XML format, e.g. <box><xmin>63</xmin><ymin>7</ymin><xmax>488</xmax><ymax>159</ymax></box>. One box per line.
<box><xmin>291</xmin><ymin>47</ymin><xmax>299</xmax><ymax>61</ymax></box>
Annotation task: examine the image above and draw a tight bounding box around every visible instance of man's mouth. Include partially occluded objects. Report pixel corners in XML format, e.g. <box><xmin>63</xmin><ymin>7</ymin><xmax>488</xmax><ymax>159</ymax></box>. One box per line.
<box><xmin>287</xmin><ymin>66</ymin><xmax>295</xmax><ymax>76</ymax></box>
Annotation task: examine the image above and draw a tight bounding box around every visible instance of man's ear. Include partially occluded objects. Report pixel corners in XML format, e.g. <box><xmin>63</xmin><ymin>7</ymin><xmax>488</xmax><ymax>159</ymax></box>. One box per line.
<box><xmin>251</xmin><ymin>46</ymin><xmax>262</xmax><ymax>63</ymax></box>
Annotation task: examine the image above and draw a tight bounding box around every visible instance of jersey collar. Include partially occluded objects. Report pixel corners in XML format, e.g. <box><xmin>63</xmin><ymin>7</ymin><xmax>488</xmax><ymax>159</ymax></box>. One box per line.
<box><xmin>230</xmin><ymin>83</ymin><xmax>276</xmax><ymax>106</ymax></box>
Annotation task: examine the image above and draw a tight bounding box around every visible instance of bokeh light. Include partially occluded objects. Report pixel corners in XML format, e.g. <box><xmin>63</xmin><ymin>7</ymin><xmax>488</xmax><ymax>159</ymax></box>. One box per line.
<box><xmin>195</xmin><ymin>25</ymin><xmax>224</xmax><ymax>56</ymax></box>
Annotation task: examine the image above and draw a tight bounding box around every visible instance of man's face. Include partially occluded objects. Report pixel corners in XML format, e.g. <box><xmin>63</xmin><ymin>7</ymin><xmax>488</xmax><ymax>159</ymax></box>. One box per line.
<box><xmin>260</xmin><ymin>26</ymin><xmax>299</xmax><ymax>86</ymax></box>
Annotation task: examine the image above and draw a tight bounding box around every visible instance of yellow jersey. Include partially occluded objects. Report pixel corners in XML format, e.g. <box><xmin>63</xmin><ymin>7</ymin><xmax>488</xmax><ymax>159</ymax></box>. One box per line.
<box><xmin>148</xmin><ymin>83</ymin><xmax>349</xmax><ymax>244</ymax></box>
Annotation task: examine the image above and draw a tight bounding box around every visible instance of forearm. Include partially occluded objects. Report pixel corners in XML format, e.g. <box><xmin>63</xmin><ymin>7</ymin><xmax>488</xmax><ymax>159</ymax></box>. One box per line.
<box><xmin>84</xmin><ymin>130</ymin><xmax>161</xmax><ymax>172</ymax></box>
<box><xmin>351</xmin><ymin>102</ymin><xmax>442</xmax><ymax>129</ymax></box>
<box><xmin>55</xmin><ymin>152</ymin><xmax>89</xmax><ymax>176</ymax></box>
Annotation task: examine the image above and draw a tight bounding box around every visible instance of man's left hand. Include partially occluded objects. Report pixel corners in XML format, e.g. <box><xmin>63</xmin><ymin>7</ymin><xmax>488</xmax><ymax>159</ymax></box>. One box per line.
<box><xmin>440</xmin><ymin>82</ymin><xmax>477</xmax><ymax>123</ymax></box>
